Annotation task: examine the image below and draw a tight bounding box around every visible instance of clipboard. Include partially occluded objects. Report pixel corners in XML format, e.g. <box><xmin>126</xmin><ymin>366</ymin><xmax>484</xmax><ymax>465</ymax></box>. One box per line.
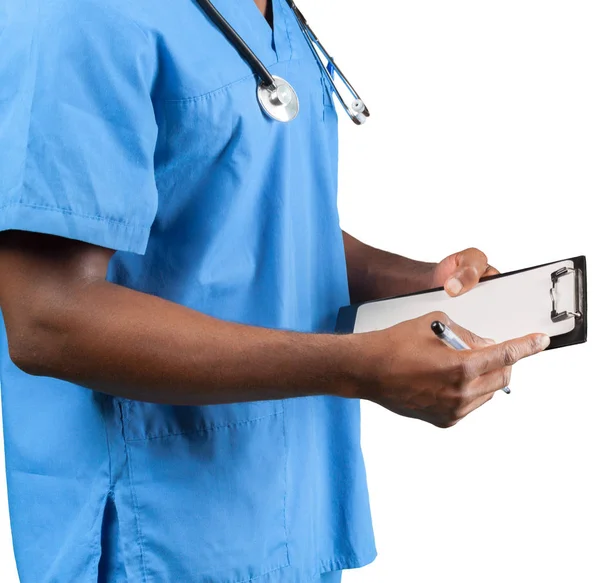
<box><xmin>336</xmin><ymin>255</ymin><xmax>587</xmax><ymax>350</ymax></box>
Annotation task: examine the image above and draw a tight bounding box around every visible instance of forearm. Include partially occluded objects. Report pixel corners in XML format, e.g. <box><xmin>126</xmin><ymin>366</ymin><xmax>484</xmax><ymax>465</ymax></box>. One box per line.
<box><xmin>8</xmin><ymin>279</ymin><xmax>363</xmax><ymax>406</ymax></box>
<box><xmin>342</xmin><ymin>231</ymin><xmax>436</xmax><ymax>303</ymax></box>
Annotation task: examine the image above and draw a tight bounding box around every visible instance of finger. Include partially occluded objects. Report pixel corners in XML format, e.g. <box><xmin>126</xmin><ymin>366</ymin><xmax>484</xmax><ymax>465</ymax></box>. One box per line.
<box><xmin>445</xmin><ymin>248</ymin><xmax>489</xmax><ymax>296</ymax></box>
<box><xmin>482</xmin><ymin>264</ymin><xmax>501</xmax><ymax>278</ymax></box>
<box><xmin>456</xmin><ymin>389</ymin><xmax>495</xmax><ymax>419</ymax></box>
<box><xmin>464</xmin><ymin>365</ymin><xmax>512</xmax><ymax>400</ymax></box>
<box><xmin>428</xmin><ymin>314</ymin><xmax>496</xmax><ymax>350</ymax></box>
<box><xmin>469</xmin><ymin>333</ymin><xmax>551</xmax><ymax>376</ymax></box>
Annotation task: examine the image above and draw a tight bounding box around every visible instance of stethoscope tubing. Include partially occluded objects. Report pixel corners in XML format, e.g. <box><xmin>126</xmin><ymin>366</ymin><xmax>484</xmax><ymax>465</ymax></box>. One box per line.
<box><xmin>193</xmin><ymin>0</ymin><xmax>368</xmax><ymax>123</ymax></box>
<box><xmin>285</xmin><ymin>1</ymin><xmax>369</xmax><ymax>119</ymax></box>
<box><xmin>193</xmin><ymin>0</ymin><xmax>276</xmax><ymax>88</ymax></box>
<box><xmin>296</xmin><ymin>19</ymin><xmax>370</xmax><ymax>121</ymax></box>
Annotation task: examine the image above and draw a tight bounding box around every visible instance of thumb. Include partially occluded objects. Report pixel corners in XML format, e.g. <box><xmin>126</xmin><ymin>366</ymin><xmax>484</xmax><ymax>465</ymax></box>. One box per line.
<box><xmin>475</xmin><ymin>332</ymin><xmax>551</xmax><ymax>374</ymax></box>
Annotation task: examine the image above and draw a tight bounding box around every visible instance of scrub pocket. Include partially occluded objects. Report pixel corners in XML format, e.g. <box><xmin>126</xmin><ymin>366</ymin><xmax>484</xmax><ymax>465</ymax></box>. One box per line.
<box><xmin>118</xmin><ymin>398</ymin><xmax>290</xmax><ymax>583</ymax></box>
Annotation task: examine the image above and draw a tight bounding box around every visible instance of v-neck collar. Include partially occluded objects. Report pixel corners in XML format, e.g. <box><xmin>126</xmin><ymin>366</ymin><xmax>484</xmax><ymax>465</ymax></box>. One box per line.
<box><xmin>247</xmin><ymin>0</ymin><xmax>278</xmax><ymax>55</ymax></box>
<box><xmin>210</xmin><ymin>0</ymin><xmax>292</xmax><ymax>66</ymax></box>
<box><xmin>248</xmin><ymin>0</ymin><xmax>274</xmax><ymax>32</ymax></box>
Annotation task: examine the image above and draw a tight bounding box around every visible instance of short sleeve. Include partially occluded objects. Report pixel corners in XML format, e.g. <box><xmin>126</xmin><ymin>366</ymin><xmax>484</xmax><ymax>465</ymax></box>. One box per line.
<box><xmin>0</xmin><ymin>0</ymin><xmax>159</xmax><ymax>254</ymax></box>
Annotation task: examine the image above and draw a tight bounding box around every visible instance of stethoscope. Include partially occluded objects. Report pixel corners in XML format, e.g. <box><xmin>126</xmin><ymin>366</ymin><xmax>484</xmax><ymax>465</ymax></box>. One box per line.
<box><xmin>193</xmin><ymin>0</ymin><xmax>370</xmax><ymax>124</ymax></box>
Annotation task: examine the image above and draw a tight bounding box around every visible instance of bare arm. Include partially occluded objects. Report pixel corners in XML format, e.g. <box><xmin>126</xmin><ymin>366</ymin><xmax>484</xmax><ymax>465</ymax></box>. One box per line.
<box><xmin>342</xmin><ymin>231</ymin><xmax>436</xmax><ymax>303</ymax></box>
<box><xmin>0</xmin><ymin>231</ymin><xmax>547</xmax><ymax>428</ymax></box>
<box><xmin>341</xmin><ymin>232</ymin><xmax>501</xmax><ymax>303</ymax></box>
<box><xmin>0</xmin><ymin>231</ymin><xmax>360</xmax><ymax>406</ymax></box>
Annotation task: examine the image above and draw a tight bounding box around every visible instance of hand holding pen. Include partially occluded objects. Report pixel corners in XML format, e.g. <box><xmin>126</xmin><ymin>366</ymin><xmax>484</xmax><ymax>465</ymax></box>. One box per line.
<box><xmin>354</xmin><ymin>312</ymin><xmax>550</xmax><ymax>428</ymax></box>
<box><xmin>431</xmin><ymin>320</ymin><xmax>511</xmax><ymax>394</ymax></box>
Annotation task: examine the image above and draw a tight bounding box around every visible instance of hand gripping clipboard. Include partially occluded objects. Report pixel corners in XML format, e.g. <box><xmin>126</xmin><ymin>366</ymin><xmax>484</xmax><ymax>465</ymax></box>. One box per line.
<box><xmin>336</xmin><ymin>256</ymin><xmax>587</xmax><ymax>350</ymax></box>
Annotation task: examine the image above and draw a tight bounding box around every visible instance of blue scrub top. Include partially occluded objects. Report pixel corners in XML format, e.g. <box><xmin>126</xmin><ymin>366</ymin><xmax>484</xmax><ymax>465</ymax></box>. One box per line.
<box><xmin>0</xmin><ymin>0</ymin><xmax>377</xmax><ymax>581</ymax></box>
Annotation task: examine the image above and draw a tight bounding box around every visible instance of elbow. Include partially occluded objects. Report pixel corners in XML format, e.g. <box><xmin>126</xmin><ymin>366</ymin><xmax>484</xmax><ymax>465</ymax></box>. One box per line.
<box><xmin>7</xmin><ymin>327</ymin><xmax>56</xmax><ymax>377</ymax></box>
<box><xmin>9</xmin><ymin>351</ymin><xmax>43</xmax><ymax>377</ymax></box>
<box><xmin>4</xmin><ymin>310</ymin><xmax>68</xmax><ymax>378</ymax></box>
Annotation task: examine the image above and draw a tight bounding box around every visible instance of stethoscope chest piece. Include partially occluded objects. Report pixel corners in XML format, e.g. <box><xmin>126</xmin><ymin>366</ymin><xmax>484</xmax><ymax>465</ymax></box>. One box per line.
<box><xmin>257</xmin><ymin>76</ymin><xmax>299</xmax><ymax>122</ymax></box>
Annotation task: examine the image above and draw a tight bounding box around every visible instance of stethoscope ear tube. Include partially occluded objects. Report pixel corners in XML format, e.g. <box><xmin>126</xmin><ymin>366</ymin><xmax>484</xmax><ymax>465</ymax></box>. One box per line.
<box><xmin>285</xmin><ymin>0</ymin><xmax>370</xmax><ymax>123</ymax></box>
<box><xmin>194</xmin><ymin>0</ymin><xmax>368</xmax><ymax>124</ymax></box>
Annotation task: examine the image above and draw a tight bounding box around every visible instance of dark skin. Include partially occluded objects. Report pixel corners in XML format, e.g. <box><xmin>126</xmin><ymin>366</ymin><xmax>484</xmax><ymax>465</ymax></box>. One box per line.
<box><xmin>0</xmin><ymin>229</ymin><xmax>548</xmax><ymax>429</ymax></box>
<box><xmin>342</xmin><ymin>231</ymin><xmax>501</xmax><ymax>304</ymax></box>
<box><xmin>0</xmin><ymin>1</ymin><xmax>550</xmax><ymax>429</ymax></box>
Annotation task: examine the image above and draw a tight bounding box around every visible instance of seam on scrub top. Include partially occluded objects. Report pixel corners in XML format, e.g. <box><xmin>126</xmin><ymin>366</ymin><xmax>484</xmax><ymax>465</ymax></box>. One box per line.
<box><xmin>161</xmin><ymin>68</ymin><xmax>271</xmax><ymax>104</ymax></box>
<box><xmin>90</xmin><ymin>491</ymin><xmax>113</xmax><ymax>583</ymax></box>
<box><xmin>125</xmin><ymin>410</ymin><xmax>284</xmax><ymax>442</ymax></box>
<box><xmin>161</xmin><ymin>55</ymin><xmax>308</xmax><ymax>104</ymax></box>
<box><xmin>100</xmin><ymin>395</ymin><xmax>113</xmax><ymax>489</ymax></box>
<box><xmin>281</xmin><ymin>400</ymin><xmax>291</xmax><ymax>567</ymax></box>
<box><xmin>316</xmin><ymin>550</ymin><xmax>378</xmax><ymax>576</ymax></box>
<box><xmin>233</xmin><ymin>563</ymin><xmax>291</xmax><ymax>583</ymax></box>
<box><xmin>278</xmin><ymin>0</ymin><xmax>294</xmax><ymax>59</ymax></box>
<box><xmin>20</xmin><ymin>1</ymin><xmax>41</xmax><ymax>204</ymax></box>
<box><xmin>124</xmin><ymin>430</ymin><xmax>150</xmax><ymax>582</ymax></box>
<box><xmin>0</xmin><ymin>201</ymin><xmax>150</xmax><ymax>230</ymax></box>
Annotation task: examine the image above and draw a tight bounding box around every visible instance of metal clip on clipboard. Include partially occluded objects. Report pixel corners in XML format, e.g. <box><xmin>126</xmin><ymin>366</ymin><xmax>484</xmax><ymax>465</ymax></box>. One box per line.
<box><xmin>550</xmin><ymin>266</ymin><xmax>583</xmax><ymax>323</ymax></box>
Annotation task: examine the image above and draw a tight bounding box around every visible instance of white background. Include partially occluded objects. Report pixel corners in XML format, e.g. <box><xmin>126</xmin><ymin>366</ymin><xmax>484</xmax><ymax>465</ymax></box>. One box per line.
<box><xmin>1</xmin><ymin>0</ymin><xmax>598</xmax><ymax>581</ymax></box>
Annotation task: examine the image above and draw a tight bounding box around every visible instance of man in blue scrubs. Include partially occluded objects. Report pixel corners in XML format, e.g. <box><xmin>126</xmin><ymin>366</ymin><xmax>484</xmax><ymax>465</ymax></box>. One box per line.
<box><xmin>0</xmin><ymin>0</ymin><xmax>549</xmax><ymax>581</ymax></box>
